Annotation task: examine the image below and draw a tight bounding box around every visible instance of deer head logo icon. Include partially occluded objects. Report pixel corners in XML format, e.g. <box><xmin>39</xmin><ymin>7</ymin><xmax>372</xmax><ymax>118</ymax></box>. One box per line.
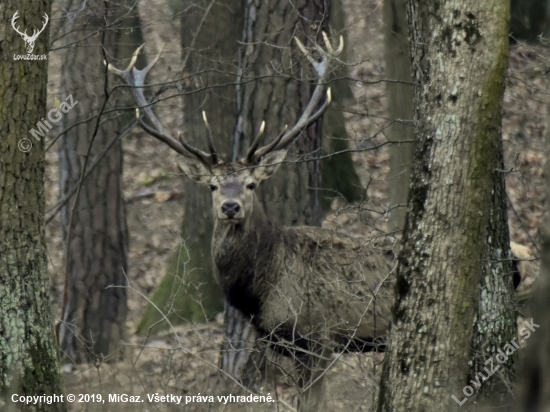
<box><xmin>11</xmin><ymin>11</ymin><xmax>49</xmax><ymax>54</ymax></box>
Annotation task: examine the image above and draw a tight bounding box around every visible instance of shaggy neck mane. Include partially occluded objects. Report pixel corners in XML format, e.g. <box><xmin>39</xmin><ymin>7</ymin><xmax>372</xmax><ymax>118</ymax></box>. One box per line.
<box><xmin>212</xmin><ymin>195</ymin><xmax>287</xmax><ymax>317</ymax></box>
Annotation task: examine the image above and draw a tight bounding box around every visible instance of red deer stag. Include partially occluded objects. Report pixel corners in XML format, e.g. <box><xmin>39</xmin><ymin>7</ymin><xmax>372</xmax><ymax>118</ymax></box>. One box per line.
<box><xmin>108</xmin><ymin>36</ymin><xmax>395</xmax><ymax>412</ymax></box>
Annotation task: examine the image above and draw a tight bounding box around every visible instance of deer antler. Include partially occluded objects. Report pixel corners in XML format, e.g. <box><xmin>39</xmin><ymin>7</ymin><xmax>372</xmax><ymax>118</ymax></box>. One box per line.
<box><xmin>107</xmin><ymin>44</ymin><xmax>218</xmax><ymax>167</ymax></box>
<box><xmin>201</xmin><ymin>111</ymin><xmax>219</xmax><ymax>165</ymax></box>
<box><xmin>11</xmin><ymin>11</ymin><xmax>49</xmax><ymax>40</ymax></box>
<box><xmin>29</xmin><ymin>13</ymin><xmax>49</xmax><ymax>41</ymax></box>
<box><xmin>244</xmin><ymin>120</ymin><xmax>267</xmax><ymax>162</ymax></box>
<box><xmin>11</xmin><ymin>11</ymin><xmax>27</xmax><ymax>38</ymax></box>
<box><xmin>245</xmin><ymin>32</ymin><xmax>342</xmax><ymax>164</ymax></box>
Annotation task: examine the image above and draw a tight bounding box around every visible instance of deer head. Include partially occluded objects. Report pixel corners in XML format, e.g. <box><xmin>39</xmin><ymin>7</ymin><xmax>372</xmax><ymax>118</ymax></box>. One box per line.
<box><xmin>12</xmin><ymin>11</ymin><xmax>49</xmax><ymax>54</ymax></box>
<box><xmin>177</xmin><ymin>136</ymin><xmax>289</xmax><ymax>222</ymax></box>
<box><xmin>107</xmin><ymin>34</ymin><xmax>342</xmax><ymax>223</ymax></box>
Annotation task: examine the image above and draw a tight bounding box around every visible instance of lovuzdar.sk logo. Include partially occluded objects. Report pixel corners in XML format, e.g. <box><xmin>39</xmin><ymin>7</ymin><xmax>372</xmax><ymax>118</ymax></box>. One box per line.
<box><xmin>11</xmin><ymin>10</ymin><xmax>49</xmax><ymax>61</ymax></box>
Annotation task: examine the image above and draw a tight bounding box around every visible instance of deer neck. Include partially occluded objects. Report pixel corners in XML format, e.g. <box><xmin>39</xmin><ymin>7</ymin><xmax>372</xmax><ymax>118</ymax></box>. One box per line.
<box><xmin>212</xmin><ymin>196</ymin><xmax>283</xmax><ymax>316</ymax></box>
<box><xmin>212</xmin><ymin>196</ymin><xmax>281</xmax><ymax>260</ymax></box>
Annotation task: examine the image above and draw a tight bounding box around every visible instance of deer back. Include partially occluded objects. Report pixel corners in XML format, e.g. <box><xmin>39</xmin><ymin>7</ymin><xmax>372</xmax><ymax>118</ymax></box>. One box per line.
<box><xmin>258</xmin><ymin>226</ymin><xmax>395</xmax><ymax>346</ymax></box>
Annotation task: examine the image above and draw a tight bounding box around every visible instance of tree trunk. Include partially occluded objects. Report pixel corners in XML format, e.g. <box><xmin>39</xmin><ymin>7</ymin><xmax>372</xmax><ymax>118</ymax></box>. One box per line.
<box><xmin>321</xmin><ymin>94</ymin><xmax>362</xmax><ymax>211</ymax></box>
<box><xmin>321</xmin><ymin>0</ymin><xmax>362</xmax><ymax>212</ymax></box>
<box><xmin>0</xmin><ymin>1</ymin><xmax>66</xmax><ymax>410</ymax></box>
<box><xmin>57</xmin><ymin>0</ymin><xmax>141</xmax><ymax>363</ymax></box>
<box><xmin>510</xmin><ymin>0</ymin><xmax>550</xmax><ymax>42</ymax></box>
<box><xmin>377</xmin><ymin>1</ymin><xmax>514</xmax><ymax>410</ymax></box>
<box><xmin>516</xmin><ymin>92</ymin><xmax>550</xmax><ymax>412</ymax></box>
<box><xmin>468</xmin><ymin>148</ymin><xmax>517</xmax><ymax>406</ymax></box>
<box><xmin>237</xmin><ymin>0</ymin><xmax>327</xmax><ymax>226</ymax></box>
<box><xmin>383</xmin><ymin>0</ymin><xmax>414</xmax><ymax>231</ymax></box>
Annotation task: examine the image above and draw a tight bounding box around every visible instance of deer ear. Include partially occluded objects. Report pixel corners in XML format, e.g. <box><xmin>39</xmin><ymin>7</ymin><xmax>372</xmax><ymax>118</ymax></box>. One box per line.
<box><xmin>253</xmin><ymin>150</ymin><xmax>288</xmax><ymax>182</ymax></box>
<box><xmin>177</xmin><ymin>157</ymin><xmax>212</xmax><ymax>185</ymax></box>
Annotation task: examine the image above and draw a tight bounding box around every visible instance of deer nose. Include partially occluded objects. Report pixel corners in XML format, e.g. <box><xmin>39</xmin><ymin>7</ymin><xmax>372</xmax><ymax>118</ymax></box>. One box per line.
<box><xmin>222</xmin><ymin>202</ymin><xmax>240</xmax><ymax>218</ymax></box>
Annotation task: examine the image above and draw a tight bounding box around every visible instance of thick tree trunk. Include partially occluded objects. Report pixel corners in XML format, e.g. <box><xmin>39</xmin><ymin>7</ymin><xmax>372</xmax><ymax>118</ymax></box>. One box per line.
<box><xmin>57</xmin><ymin>1</ymin><xmax>139</xmax><ymax>363</ymax></box>
<box><xmin>516</xmin><ymin>94</ymin><xmax>550</xmax><ymax>411</ymax></box>
<box><xmin>0</xmin><ymin>1</ymin><xmax>66</xmax><ymax>410</ymax></box>
<box><xmin>237</xmin><ymin>0</ymin><xmax>327</xmax><ymax>226</ymax></box>
<box><xmin>383</xmin><ymin>0</ymin><xmax>414</xmax><ymax>231</ymax></box>
<box><xmin>377</xmin><ymin>1</ymin><xmax>514</xmax><ymax>410</ymax></box>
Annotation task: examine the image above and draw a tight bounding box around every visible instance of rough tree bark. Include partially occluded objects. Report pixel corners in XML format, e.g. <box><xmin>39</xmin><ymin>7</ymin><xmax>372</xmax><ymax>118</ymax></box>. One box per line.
<box><xmin>377</xmin><ymin>1</ymin><xmax>515</xmax><ymax>410</ymax></box>
<box><xmin>516</xmin><ymin>94</ymin><xmax>550</xmax><ymax>411</ymax></box>
<box><xmin>0</xmin><ymin>1</ymin><xmax>66</xmax><ymax>410</ymax></box>
<box><xmin>383</xmin><ymin>0</ymin><xmax>414</xmax><ymax>231</ymax></box>
<box><xmin>57</xmin><ymin>0</ymin><xmax>144</xmax><ymax>363</ymax></box>
<box><xmin>236</xmin><ymin>0</ymin><xmax>327</xmax><ymax>225</ymax></box>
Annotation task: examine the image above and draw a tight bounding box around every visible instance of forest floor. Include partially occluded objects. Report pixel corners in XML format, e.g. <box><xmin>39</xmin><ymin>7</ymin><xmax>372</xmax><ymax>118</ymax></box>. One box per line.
<box><xmin>43</xmin><ymin>0</ymin><xmax>549</xmax><ymax>410</ymax></box>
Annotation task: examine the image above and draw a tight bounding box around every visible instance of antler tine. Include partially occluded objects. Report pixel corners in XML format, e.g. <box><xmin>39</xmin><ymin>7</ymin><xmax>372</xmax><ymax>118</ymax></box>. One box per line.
<box><xmin>107</xmin><ymin>43</ymin><xmax>146</xmax><ymax>77</ymax></box>
<box><xmin>108</xmin><ymin>45</ymin><xmax>215</xmax><ymax>166</ymax></box>
<box><xmin>335</xmin><ymin>35</ymin><xmax>344</xmax><ymax>56</ymax></box>
<box><xmin>268</xmin><ymin>86</ymin><xmax>331</xmax><ymax>153</ymax></box>
<box><xmin>132</xmin><ymin>43</ymin><xmax>164</xmax><ymax>85</ymax></box>
<box><xmin>245</xmin><ymin>121</ymin><xmax>266</xmax><ymax>163</ymax></box>
<box><xmin>252</xmin><ymin>88</ymin><xmax>330</xmax><ymax>161</ymax></box>
<box><xmin>294</xmin><ymin>37</ymin><xmax>316</xmax><ymax>66</ymax></box>
<box><xmin>25</xmin><ymin>13</ymin><xmax>50</xmax><ymax>40</ymax></box>
<box><xmin>250</xmin><ymin>33</ymin><xmax>340</xmax><ymax>163</ymax></box>
<box><xmin>251</xmin><ymin>124</ymin><xmax>288</xmax><ymax>161</ymax></box>
<box><xmin>321</xmin><ymin>32</ymin><xmax>344</xmax><ymax>57</ymax></box>
<box><xmin>136</xmin><ymin>112</ymin><xmax>186</xmax><ymax>156</ymax></box>
<box><xmin>36</xmin><ymin>13</ymin><xmax>49</xmax><ymax>37</ymax></box>
<box><xmin>11</xmin><ymin>11</ymin><xmax>27</xmax><ymax>37</ymax></box>
<box><xmin>251</xmin><ymin>81</ymin><xmax>326</xmax><ymax>160</ymax></box>
<box><xmin>202</xmin><ymin>111</ymin><xmax>218</xmax><ymax>164</ymax></box>
<box><xmin>319</xmin><ymin>32</ymin><xmax>344</xmax><ymax>58</ymax></box>
<box><xmin>323</xmin><ymin>32</ymin><xmax>333</xmax><ymax>56</ymax></box>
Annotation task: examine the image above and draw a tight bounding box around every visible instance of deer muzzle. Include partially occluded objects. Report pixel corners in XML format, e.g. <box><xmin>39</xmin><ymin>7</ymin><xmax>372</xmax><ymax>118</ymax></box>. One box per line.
<box><xmin>221</xmin><ymin>202</ymin><xmax>241</xmax><ymax>219</ymax></box>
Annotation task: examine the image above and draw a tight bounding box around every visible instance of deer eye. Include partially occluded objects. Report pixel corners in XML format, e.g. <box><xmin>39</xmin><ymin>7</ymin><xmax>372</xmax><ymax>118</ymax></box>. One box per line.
<box><xmin>209</xmin><ymin>184</ymin><xmax>218</xmax><ymax>191</ymax></box>
<box><xmin>246</xmin><ymin>182</ymin><xmax>256</xmax><ymax>190</ymax></box>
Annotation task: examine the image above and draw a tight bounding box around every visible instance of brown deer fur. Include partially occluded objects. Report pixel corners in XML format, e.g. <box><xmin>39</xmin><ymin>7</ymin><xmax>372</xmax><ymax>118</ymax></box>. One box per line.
<box><xmin>179</xmin><ymin>151</ymin><xmax>395</xmax><ymax>354</ymax></box>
